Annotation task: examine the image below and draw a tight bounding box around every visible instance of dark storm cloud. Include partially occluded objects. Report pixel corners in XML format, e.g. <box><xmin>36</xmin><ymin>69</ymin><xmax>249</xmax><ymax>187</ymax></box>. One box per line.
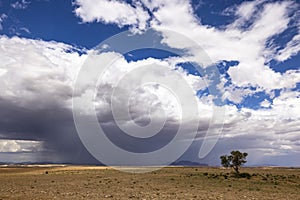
<box><xmin>0</xmin><ymin>95</ymin><xmax>100</xmax><ymax>164</ymax></box>
<box><xmin>0</xmin><ymin>96</ymin><xmax>68</xmax><ymax>140</ymax></box>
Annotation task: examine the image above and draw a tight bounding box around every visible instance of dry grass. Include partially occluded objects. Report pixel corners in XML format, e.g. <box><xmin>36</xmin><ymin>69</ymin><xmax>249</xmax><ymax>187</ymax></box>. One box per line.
<box><xmin>0</xmin><ymin>166</ymin><xmax>299</xmax><ymax>199</ymax></box>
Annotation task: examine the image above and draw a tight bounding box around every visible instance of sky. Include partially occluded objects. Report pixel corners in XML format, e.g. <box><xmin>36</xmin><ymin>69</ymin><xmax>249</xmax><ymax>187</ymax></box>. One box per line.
<box><xmin>0</xmin><ymin>0</ymin><xmax>299</xmax><ymax>166</ymax></box>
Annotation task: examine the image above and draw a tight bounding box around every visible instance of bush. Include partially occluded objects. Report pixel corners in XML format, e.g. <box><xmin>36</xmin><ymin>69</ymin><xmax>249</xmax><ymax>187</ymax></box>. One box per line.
<box><xmin>239</xmin><ymin>172</ymin><xmax>252</xmax><ymax>179</ymax></box>
<box><xmin>232</xmin><ymin>172</ymin><xmax>251</xmax><ymax>179</ymax></box>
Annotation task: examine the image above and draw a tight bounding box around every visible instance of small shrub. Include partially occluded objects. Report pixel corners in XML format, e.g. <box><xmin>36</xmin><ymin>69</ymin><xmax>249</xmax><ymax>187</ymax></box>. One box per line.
<box><xmin>232</xmin><ymin>172</ymin><xmax>251</xmax><ymax>179</ymax></box>
<box><xmin>210</xmin><ymin>173</ymin><xmax>219</xmax><ymax>178</ymax></box>
<box><xmin>262</xmin><ymin>177</ymin><xmax>267</xmax><ymax>181</ymax></box>
<box><xmin>212</xmin><ymin>175</ymin><xmax>219</xmax><ymax>179</ymax></box>
<box><xmin>240</xmin><ymin>173</ymin><xmax>252</xmax><ymax>179</ymax></box>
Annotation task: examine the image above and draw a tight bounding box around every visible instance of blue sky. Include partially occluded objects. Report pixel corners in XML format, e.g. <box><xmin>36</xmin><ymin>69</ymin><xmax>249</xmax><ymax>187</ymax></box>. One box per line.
<box><xmin>0</xmin><ymin>0</ymin><xmax>299</xmax><ymax>166</ymax></box>
<box><xmin>0</xmin><ymin>0</ymin><xmax>126</xmax><ymax>48</ymax></box>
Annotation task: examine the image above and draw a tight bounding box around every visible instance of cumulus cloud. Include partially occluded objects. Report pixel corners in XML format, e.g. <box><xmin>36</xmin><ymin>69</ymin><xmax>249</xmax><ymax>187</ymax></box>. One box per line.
<box><xmin>1</xmin><ymin>33</ymin><xmax>298</xmax><ymax>165</ymax></box>
<box><xmin>0</xmin><ymin>36</ymin><xmax>85</xmax><ymax>105</ymax></box>
<box><xmin>0</xmin><ymin>34</ymin><xmax>215</xmax><ymax>164</ymax></box>
<box><xmin>0</xmin><ymin>35</ymin><xmax>92</xmax><ymax>163</ymax></box>
<box><xmin>260</xmin><ymin>99</ymin><xmax>271</xmax><ymax>108</ymax></box>
<box><xmin>74</xmin><ymin>0</ymin><xmax>150</xmax><ymax>32</ymax></box>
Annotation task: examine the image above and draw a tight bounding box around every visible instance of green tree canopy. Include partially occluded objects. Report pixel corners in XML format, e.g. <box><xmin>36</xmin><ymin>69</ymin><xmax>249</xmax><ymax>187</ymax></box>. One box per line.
<box><xmin>220</xmin><ymin>150</ymin><xmax>248</xmax><ymax>173</ymax></box>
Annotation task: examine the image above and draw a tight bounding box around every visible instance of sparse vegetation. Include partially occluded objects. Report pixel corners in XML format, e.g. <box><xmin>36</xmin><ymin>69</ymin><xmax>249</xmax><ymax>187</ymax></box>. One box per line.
<box><xmin>0</xmin><ymin>166</ymin><xmax>299</xmax><ymax>199</ymax></box>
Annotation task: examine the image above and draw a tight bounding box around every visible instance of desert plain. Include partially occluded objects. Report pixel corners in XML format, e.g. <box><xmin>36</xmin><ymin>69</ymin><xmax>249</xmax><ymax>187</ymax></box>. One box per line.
<box><xmin>0</xmin><ymin>165</ymin><xmax>299</xmax><ymax>200</ymax></box>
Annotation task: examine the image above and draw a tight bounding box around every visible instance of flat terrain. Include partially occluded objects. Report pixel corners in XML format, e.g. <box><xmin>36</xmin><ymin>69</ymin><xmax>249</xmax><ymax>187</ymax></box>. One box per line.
<box><xmin>0</xmin><ymin>166</ymin><xmax>299</xmax><ymax>199</ymax></box>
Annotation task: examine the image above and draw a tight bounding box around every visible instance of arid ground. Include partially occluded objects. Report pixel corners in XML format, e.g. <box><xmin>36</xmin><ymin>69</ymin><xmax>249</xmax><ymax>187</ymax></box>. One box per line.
<box><xmin>0</xmin><ymin>166</ymin><xmax>299</xmax><ymax>200</ymax></box>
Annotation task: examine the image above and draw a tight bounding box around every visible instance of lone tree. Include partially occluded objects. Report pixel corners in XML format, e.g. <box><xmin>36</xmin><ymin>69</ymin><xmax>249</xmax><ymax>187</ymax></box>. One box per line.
<box><xmin>220</xmin><ymin>150</ymin><xmax>248</xmax><ymax>174</ymax></box>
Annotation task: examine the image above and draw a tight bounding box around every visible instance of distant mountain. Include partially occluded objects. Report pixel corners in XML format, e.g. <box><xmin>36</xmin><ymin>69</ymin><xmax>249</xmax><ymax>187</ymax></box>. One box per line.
<box><xmin>0</xmin><ymin>161</ymin><xmax>104</xmax><ymax>166</ymax></box>
<box><xmin>171</xmin><ymin>160</ymin><xmax>208</xmax><ymax>167</ymax></box>
<box><xmin>246</xmin><ymin>164</ymin><xmax>280</xmax><ymax>167</ymax></box>
<box><xmin>0</xmin><ymin>160</ymin><xmax>209</xmax><ymax>167</ymax></box>
<box><xmin>0</xmin><ymin>161</ymin><xmax>65</xmax><ymax>166</ymax></box>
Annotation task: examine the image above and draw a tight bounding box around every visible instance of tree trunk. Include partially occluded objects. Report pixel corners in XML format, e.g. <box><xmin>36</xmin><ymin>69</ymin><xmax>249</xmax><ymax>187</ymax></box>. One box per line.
<box><xmin>233</xmin><ymin>166</ymin><xmax>239</xmax><ymax>174</ymax></box>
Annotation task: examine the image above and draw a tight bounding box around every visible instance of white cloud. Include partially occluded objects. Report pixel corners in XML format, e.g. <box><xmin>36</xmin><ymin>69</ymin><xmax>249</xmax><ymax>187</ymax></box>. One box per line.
<box><xmin>11</xmin><ymin>0</ymin><xmax>30</xmax><ymax>10</ymax></box>
<box><xmin>0</xmin><ymin>35</ymin><xmax>86</xmax><ymax>108</ymax></box>
<box><xmin>0</xmin><ymin>13</ymin><xmax>7</xmax><ymax>30</ymax></box>
<box><xmin>222</xmin><ymin>86</ymin><xmax>254</xmax><ymax>104</ymax></box>
<box><xmin>20</xmin><ymin>27</ymin><xmax>31</xmax><ymax>34</ymax></box>
<box><xmin>0</xmin><ymin>68</ymin><xmax>7</xmax><ymax>76</ymax></box>
<box><xmin>277</xmin><ymin>30</ymin><xmax>300</xmax><ymax>61</ymax></box>
<box><xmin>150</xmin><ymin>0</ymin><xmax>297</xmax><ymax>90</ymax></box>
<box><xmin>226</xmin><ymin>0</ymin><xmax>265</xmax><ymax>29</ymax></box>
<box><xmin>0</xmin><ymin>139</ymin><xmax>43</xmax><ymax>153</ymax></box>
<box><xmin>219</xmin><ymin>93</ymin><xmax>300</xmax><ymax>156</ymax></box>
<box><xmin>73</xmin><ymin>0</ymin><xmax>299</xmax><ymax>89</ymax></box>
<box><xmin>0</xmin><ymin>33</ymin><xmax>202</xmax><ymax>122</ymax></box>
<box><xmin>74</xmin><ymin>0</ymin><xmax>150</xmax><ymax>31</ymax></box>
<box><xmin>260</xmin><ymin>99</ymin><xmax>271</xmax><ymax>108</ymax></box>
<box><xmin>276</xmin><ymin>5</ymin><xmax>300</xmax><ymax>62</ymax></box>
<box><xmin>74</xmin><ymin>52</ymin><xmax>213</xmax><ymax>132</ymax></box>
<box><xmin>227</xmin><ymin>64</ymin><xmax>300</xmax><ymax>89</ymax></box>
